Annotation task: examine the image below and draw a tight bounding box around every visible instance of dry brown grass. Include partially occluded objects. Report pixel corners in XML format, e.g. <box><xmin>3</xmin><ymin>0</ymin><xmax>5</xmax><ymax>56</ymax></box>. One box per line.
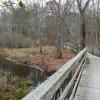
<box><xmin>0</xmin><ymin>46</ymin><xmax>75</xmax><ymax>72</ymax></box>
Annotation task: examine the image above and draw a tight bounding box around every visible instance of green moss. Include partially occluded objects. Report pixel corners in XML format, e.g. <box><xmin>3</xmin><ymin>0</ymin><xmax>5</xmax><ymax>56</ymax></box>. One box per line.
<box><xmin>0</xmin><ymin>71</ymin><xmax>34</xmax><ymax>100</ymax></box>
<box><xmin>13</xmin><ymin>87</ymin><xmax>29</xmax><ymax>99</ymax></box>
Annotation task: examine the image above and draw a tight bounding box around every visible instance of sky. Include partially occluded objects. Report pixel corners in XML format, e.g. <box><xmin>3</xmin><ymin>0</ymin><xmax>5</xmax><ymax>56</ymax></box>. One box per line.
<box><xmin>0</xmin><ymin>0</ymin><xmax>66</xmax><ymax>4</ymax></box>
<box><xmin>0</xmin><ymin>0</ymin><xmax>66</xmax><ymax>9</ymax></box>
<box><xmin>0</xmin><ymin>0</ymin><xmax>98</xmax><ymax>9</ymax></box>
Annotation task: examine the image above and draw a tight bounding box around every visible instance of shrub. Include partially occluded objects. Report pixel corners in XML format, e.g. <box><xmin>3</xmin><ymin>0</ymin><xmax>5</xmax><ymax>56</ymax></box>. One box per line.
<box><xmin>0</xmin><ymin>33</ymin><xmax>32</xmax><ymax>48</ymax></box>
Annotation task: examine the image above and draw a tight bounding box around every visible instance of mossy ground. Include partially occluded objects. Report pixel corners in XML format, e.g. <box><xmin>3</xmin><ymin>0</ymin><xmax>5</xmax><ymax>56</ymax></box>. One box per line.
<box><xmin>0</xmin><ymin>70</ymin><xmax>34</xmax><ymax>100</ymax></box>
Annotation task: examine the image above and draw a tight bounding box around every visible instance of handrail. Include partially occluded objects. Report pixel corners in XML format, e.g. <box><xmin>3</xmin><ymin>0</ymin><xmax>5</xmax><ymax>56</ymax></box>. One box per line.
<box><xmin>58</xmin><ymin>54</ymin><xmax>87</xmax><ymax>100</ymax></box>
<box><xmin>22</xmin><ymin>48</ymin><xmax>87</xmax><ymax>100</ymax></box>
<box><xmin>69</xmin><ymin>55</ymin><xmax>86</xmax><ymax>100</ymax></box>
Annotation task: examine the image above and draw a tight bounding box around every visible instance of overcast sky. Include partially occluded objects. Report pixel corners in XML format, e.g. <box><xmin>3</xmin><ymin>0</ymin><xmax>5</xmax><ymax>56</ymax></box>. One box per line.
<box><xmin>0</xmin><ymin>0</ymin><xmax>66</xmax><ymax>8</ymax></box>
<box><xmin>0</xmin><ymin>0</ymin><xmax>66</xmax><ymax>4</ymax></box>
<box><xmin>0</xmin><ymin>0</ymin><xmax>98</xmax><ymax>9</ymax></box>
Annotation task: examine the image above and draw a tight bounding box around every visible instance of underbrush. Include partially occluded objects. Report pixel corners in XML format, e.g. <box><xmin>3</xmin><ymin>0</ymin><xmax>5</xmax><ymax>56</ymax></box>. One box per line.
<box><xmin>0</xmin><ymin>46</ymin><xmax>75</xmax><ymax>72</ymax></box>
<box><xmin>0</xmin><ymin>33</ymin><xmax>32</xmax><ymax>48</ymax></box>
<box><xmin>0</xmin><ymin>70</ymin><xmax>34</xmax><ymax>100</ymax></box>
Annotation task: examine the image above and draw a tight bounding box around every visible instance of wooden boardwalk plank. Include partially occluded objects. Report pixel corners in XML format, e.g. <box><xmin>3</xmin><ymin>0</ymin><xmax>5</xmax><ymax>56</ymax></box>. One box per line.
<box><xmin>74</xmin><ymin>54</ymin><xmax>100</xmax><ymax>100</ymax></box>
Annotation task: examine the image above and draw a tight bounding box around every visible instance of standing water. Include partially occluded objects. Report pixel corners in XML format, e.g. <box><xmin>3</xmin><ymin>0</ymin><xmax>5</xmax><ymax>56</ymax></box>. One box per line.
<box><xmin>0</xmin><ymin>58</ymin><xmax>47</xmax><ymax>100</ymax></box>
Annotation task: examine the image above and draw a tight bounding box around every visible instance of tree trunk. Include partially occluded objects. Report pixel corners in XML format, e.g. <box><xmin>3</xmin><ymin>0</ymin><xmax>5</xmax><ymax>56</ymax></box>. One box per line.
<box><xmin>39</xmin><ymin>33</ymin><xmax>43</xmax><ymax>54</ymax></box>
<box><xmin>56</xmin><ymin>16</ymin><xmax>63</xmax><ymax>59</ymax></box>
<box><xmin>56</xmin><ymin>47</ymin><xmax>62</xmax><ymax>59</ymax></box>
<box><xmin>80</xmin><ymin>13</ymin><xmax>86</xmax><ymax>49</ymax></box>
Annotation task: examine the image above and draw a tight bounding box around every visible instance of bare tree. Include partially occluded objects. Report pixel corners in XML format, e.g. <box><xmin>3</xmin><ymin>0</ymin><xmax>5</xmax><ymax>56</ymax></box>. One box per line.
<box><xmin>77</xmin><ymin>0</ymin><xmax>91</xmax><ymax>49</ymax></box>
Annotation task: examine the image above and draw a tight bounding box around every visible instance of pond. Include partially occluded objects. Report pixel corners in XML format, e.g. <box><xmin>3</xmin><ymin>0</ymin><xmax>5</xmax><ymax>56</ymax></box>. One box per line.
<box><xmin>0</xmin><ymin>58</ymin><xmax>47</xmax><ymax>100</ymax></box>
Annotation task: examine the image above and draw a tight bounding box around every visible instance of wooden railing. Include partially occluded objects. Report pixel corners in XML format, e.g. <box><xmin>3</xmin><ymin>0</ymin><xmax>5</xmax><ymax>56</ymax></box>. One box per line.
<box><xmin>22</xmin><ymin>48</ymin><xmax>87</xmax><ymax>100</ymax></box>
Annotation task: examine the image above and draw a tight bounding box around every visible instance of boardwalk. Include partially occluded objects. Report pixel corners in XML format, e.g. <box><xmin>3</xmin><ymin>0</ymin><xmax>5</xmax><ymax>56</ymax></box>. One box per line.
<box><xmin>75</xmin><ymin>54</ymin><xmax>100</xmax><ymax>100</ymax></box>
<box><xmin>23</xmin><ymin>49</ymin><xmax>100</xmax><ymax>100</ymax></box>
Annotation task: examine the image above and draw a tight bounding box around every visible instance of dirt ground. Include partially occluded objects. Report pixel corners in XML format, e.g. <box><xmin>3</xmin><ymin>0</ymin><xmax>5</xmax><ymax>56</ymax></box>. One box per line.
<box><xmin>0</xmin><ymin>46</ymin><xmax>75</xmax><ymax>72</ymax></box>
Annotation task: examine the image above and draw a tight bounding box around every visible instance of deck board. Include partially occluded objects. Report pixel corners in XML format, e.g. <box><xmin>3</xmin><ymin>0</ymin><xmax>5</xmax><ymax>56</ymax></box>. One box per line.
<box><xmin>74</xmin><ymin>54</ymin><xmax>100</xmax><ymax>100</ymax></box>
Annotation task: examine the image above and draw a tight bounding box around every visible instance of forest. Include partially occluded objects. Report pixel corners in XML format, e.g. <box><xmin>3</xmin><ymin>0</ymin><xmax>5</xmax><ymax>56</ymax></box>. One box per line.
<box><xmin>0</xmin><ymin>0</ymin><xmax>100</xmax><ymax>100</ymax></box>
